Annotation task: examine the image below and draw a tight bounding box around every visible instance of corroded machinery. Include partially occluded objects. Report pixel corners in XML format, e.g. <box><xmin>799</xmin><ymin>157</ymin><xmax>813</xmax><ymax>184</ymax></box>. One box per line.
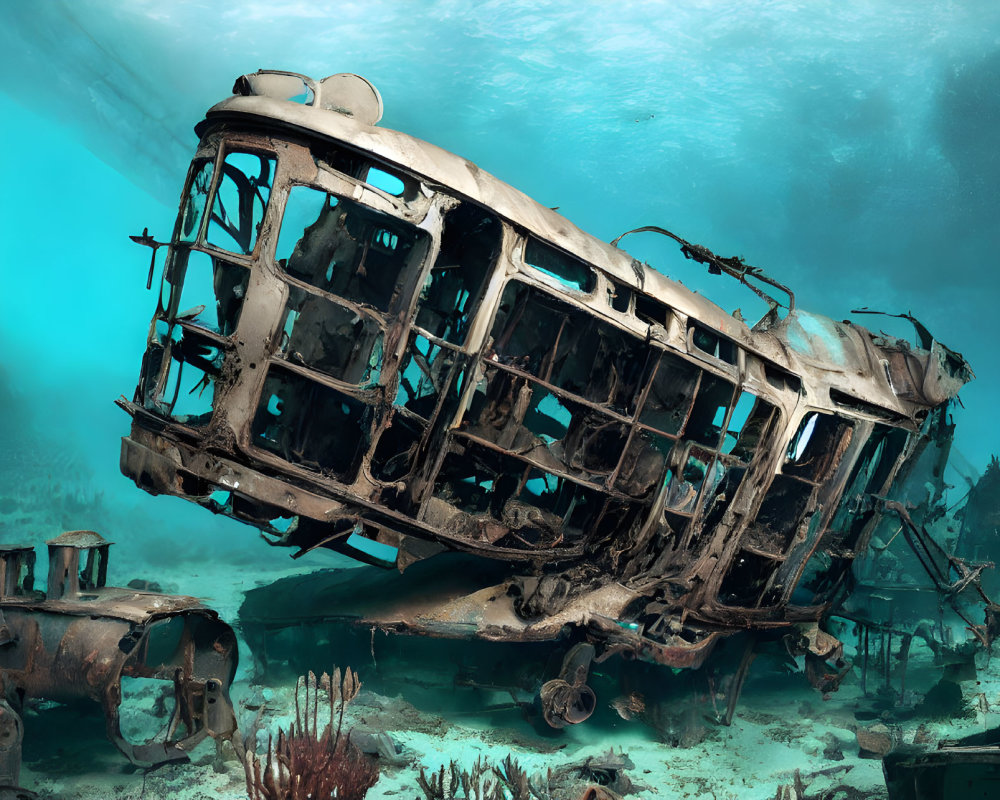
<box><xmin>0</xmin><ymin>531</ymin><xmax>240</xmax><ymax>790</ymax></box>
<box><xmin>118</xmin><ymin>71</ymin><xmax>981</xmax><ymax>722</ymax></box>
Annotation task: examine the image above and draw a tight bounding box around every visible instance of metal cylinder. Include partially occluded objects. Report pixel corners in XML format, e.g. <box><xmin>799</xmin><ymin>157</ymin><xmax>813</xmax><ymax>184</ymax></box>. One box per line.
<box><xmin>539</xmin><ymin>678</ymin><xmax>597</xmax><ymax>728</ymax></box>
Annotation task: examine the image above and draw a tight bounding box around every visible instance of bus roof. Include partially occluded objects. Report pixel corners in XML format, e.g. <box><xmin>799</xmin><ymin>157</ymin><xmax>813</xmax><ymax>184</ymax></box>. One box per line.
<box><xmin>196</xmin><ymin>79</ymin><xmax>969</xmax><ymax>421</ymax></box>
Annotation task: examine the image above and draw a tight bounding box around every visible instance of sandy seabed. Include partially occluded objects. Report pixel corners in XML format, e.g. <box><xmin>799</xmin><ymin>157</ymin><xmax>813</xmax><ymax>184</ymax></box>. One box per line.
<box><xmin>12</xmin><ymin>542</ymin><xmax>999</xmax><ymax>800</ymax></box>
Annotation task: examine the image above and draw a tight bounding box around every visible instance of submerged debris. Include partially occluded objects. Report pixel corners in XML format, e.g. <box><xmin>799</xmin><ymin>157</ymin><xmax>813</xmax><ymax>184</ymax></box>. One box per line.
<box><xmin>0</xmin><ymin>532</ymin><xmax>240</xmax><ymax>796</ymax></box>
<box><xmin>106</xmin><ymin>72</ymin><xmax>999</xmax><ymax>800</ymax></box>
<box><xmin>883</xmin><ymin>724</ymin><xmax>1000</xmax><ymax>800</ymax></box>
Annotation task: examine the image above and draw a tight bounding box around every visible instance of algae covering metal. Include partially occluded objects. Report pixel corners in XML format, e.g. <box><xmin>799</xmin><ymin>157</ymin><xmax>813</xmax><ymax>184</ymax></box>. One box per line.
<box><xmin>119</xmin><ymin>70</ymin><xmax>977</xmax><ymax>690</ymax></box>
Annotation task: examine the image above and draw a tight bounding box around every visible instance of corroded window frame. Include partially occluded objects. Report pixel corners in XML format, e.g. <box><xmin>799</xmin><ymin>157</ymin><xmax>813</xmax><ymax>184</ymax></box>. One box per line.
<box><xmin>715</xmin><ymin>408</ymin><xmax>859</xmax><ymax>609</ymax></box>
<box><xmin>420</xmin><ymin>269</ymin><xmax>785</xmax><ymax>557</ymax></box>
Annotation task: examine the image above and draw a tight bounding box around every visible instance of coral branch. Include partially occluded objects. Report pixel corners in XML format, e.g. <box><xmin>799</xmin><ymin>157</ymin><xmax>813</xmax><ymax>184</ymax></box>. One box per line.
<box><xmin>245</xmin><ymin>667</ymin><xmax>378</xmax><ymax>800</ymax></box>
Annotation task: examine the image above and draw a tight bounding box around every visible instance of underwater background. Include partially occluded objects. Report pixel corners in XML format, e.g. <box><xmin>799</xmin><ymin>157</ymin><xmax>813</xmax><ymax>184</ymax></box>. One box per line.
<box><xmin>1</xmin><ymin>2</ymin><xmax>1000</xmax><ymax>798</ymax></box>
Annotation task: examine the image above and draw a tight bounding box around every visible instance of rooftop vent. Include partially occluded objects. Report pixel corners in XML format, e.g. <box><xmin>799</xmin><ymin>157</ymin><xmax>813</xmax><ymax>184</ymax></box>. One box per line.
<box><xmin>233</xmin><ymin>70</ymin><xmax>383</xmax><ymax>126</ymax></box>
<box><xmin>0</xmin><ymin>545</ymin><xmax>35</xmax><ymax>601</ymax></box>
<box><xmin>45</xmin><ymin>530</ymin><xmax>112</xmax><ymax>601</ymax></box>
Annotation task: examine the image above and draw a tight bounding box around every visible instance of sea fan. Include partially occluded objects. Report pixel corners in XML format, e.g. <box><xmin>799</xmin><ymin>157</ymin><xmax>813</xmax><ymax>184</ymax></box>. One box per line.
<box><xmin>245</xmin><ymin>667</ymin><xmax>378</xmax><ymax>800</ymax></box>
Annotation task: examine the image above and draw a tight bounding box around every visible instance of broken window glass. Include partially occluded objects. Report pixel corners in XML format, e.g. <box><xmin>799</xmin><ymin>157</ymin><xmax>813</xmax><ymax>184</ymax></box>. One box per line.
<box><xmin>395</xmin><ymin>334</ymin><xmax>460</xmax><ymax>420</ymax></box>
<box><xmin>607</xmin><ymin>278</ymin><xmax>633</xmax><ymax>313</ymax></box>
<box><xmin>144</xmin><ymin>328</ymin><xmax>223</xmax><ymax>427</ymax></box>
<box><xmin>278</xmin><ymin>286</ymin><xmax>383</xmax><ymax>385</ymax></box>
<box><xmin>434</xmin><ymin>442</ymin><xmax>606</xmax><ymax>548</ymax></box>
<box><xmin>722</xmin><ymin>392</ymin><xmax>775</xmax><ymax>460</ymax></box>
<box><xmin>415</xmin><ymin>204</ymin><xmax>501</xmax><ymax>345</ymax></box>
<box><xmin>784</xmin><ymin>412</ymin><xmax>854</xmax><ymax>482</ymax></box>
<box><xmin>663</xmin><ymin>445</ymin><xmax>722</xmax><ymax>514</ymax></box>
<box><xmin>523</xmin><ymin>237</ymin><xmax>596</xmax><ymax>293</ymax></box>
<box><xmin>276</xmin><ymin>185</ymin><xmax>427</xmax><ymax>311</ymax></box>
<box><xmin>683</xmin><ymin>372</ymin><xmax>736</xmax><ymax>448</ymax></box>
<box><xmin>690</xmin><ymin>322</ymin><xmax>738</xmax><ymax>365</ymax></box>
<box><xmin>206</xmin><ymin>151</ymin><xmax>276</xmax><ymax>255</ymax></box>
<box><xmin>178</xmin><ymin>159</ymin><xmax>214</xmax><ymax>243</ymax></box>
<box><xmin>614</xmin><ymin>429</ymin><xmax>673</xmax><ymax>498</ymax></box>
<box><xmin>638</xmin><ymin>352</ymin><xmax>700</xmax><ymax>435</ymax></box>
<box><xmin>167</xmin><ymin>248</ymin><xmax>249</xmax><ymax>336</ymax></box>
<box><xmin>490</xmin><ymin>282</ymin><xmax>646</xmax><ymax>414</ymax></box>
<box><xmin>251</xmin><ymin>367</ymin><xmax>370</xmax><ymax>479</ymax></box>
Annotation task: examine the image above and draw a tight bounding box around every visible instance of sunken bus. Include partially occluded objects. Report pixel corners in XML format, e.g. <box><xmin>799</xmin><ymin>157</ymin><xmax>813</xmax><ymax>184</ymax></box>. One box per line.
<box><xmin>118</xmin><ymin>71</ymin><xmax>974</xmax><ymax>723</ymax></box>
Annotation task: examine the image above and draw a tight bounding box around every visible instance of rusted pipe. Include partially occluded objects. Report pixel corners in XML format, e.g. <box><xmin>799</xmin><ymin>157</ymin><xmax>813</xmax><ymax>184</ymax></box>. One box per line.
<box><xmin>539</xmin><ymin>678</ymin><xmax>597</xmax><ymax>728</ymax></box>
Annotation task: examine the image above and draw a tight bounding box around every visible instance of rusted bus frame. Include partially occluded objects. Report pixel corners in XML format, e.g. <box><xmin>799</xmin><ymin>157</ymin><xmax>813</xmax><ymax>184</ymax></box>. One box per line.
<box><xmin>126</xmin><ymin>119</ymin><xmax>933</xmax><ymax>619</ymax></box>
<box><xmin>702</xmin><ymin>409</ymin><xmax>922</xmax><ymax>623</ymax></box>
<box><xmin>131</xmin><ymin>146</ymin><xmax>810</xmax><ymax>576</ymax></box>
<box><xmin>422</xmin><ymin>268</ymin><xmax>723</xmax><ymax>506</ymax></box>
<box><xmin>272</xmin><ymin>273</ymin><xmax>387</xmax><ymax>377</ymax></box>
<box><xmin>115</xmin><ymin>79</ymin><xmax>980</xmax><ymax>694</ymax></box>
<box><xmin>169</xmin><ymin>132</ymin><xmax>282</xmax><ymax>266</ymax></box>
<box><xmin>205</xmin><ymin>123</ymin><xmax>783</xmax><ymax>387</ymax></box>
<box><xmin>152</xmin><ymin>125</ymin><xmax>774</xmax><ymax>447</ymax></box>
<box><xmin>201</xmin><ymin>91</ymin><xmax>959</xmax><ymax>423</ymax></box>
<box><xmin>145</xmin><ymin>132</ymin><xmax>441</xmax><ymax>452</ymax></box>
<box><xmin>198</xmin><ymin>95</ymin><xmax>774</xmax><ymax>364</ymax></box>
<box><xmin>152</xmin><ymin>128</ymin><xmax>432</xmax><ymax>334</ymax></box>
<box><xmin>638</xmin><ymin>357</ymin><xmax>926</xmax><ymax>623</ymax></box>
<box><xmin>410</xmin><ymin>255</ymin><xmax>811</xmax><ymax>592</ymax></box>
<box><xmin>242</xmin><ymin>202</ymin><xmax>454</xmax><ymax>498</ymax></box>
<box><xmin>139</xmin><ymin>132</ymin><xmax>285</xmax><ymax>426</ymax></box>
<box><xmin>131</xmin><ymin>284</ymin><xmax>788</xmax><ymax>580</ymax></box>
<box><xmin>779</xmin><ymin>408</ymin><xmax>940</xmax><ymax>607</ymax></box>
<box><xmin>120</xmin><ymin>419</ymin><xmax>592</xmax><ymax>564</ymax></box>
<box><xmin>698</xmin><ymin>415</ymin><xmax>856</xmax><ymax>617</ymax></box>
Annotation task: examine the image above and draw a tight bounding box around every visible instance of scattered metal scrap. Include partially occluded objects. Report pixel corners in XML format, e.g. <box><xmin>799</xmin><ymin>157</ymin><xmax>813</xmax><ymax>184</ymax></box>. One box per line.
<box><xmin>0</xmin><ymin>531</ymin><xmax>241</xmax><ymax>793</ymax></box>
<box><xmin>956</xmin><ymin>455</ymin><xmax>1000</xmax><ymax>591</ymax></box>
<box><xmin>883</xmin><ymin>726</ymin><xmax>1000</xmax><ymax>799</ymax></box>
<box><xmin>118</xmin><ymin>70</ymin><xmax>989</xmax><ymax>729</ymax></box>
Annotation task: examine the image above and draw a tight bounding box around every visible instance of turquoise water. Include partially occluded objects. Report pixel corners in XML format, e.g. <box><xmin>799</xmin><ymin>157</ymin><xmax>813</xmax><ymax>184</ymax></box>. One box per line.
<box><xmin>2</xmin><ymin>1</ymin><xmax>998</xmax><ymax>497</ymax></box>
<box><xmin>1</xmin><ymin>3</ymin><xmax>999</xmax><ymax>798</ymax></box>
